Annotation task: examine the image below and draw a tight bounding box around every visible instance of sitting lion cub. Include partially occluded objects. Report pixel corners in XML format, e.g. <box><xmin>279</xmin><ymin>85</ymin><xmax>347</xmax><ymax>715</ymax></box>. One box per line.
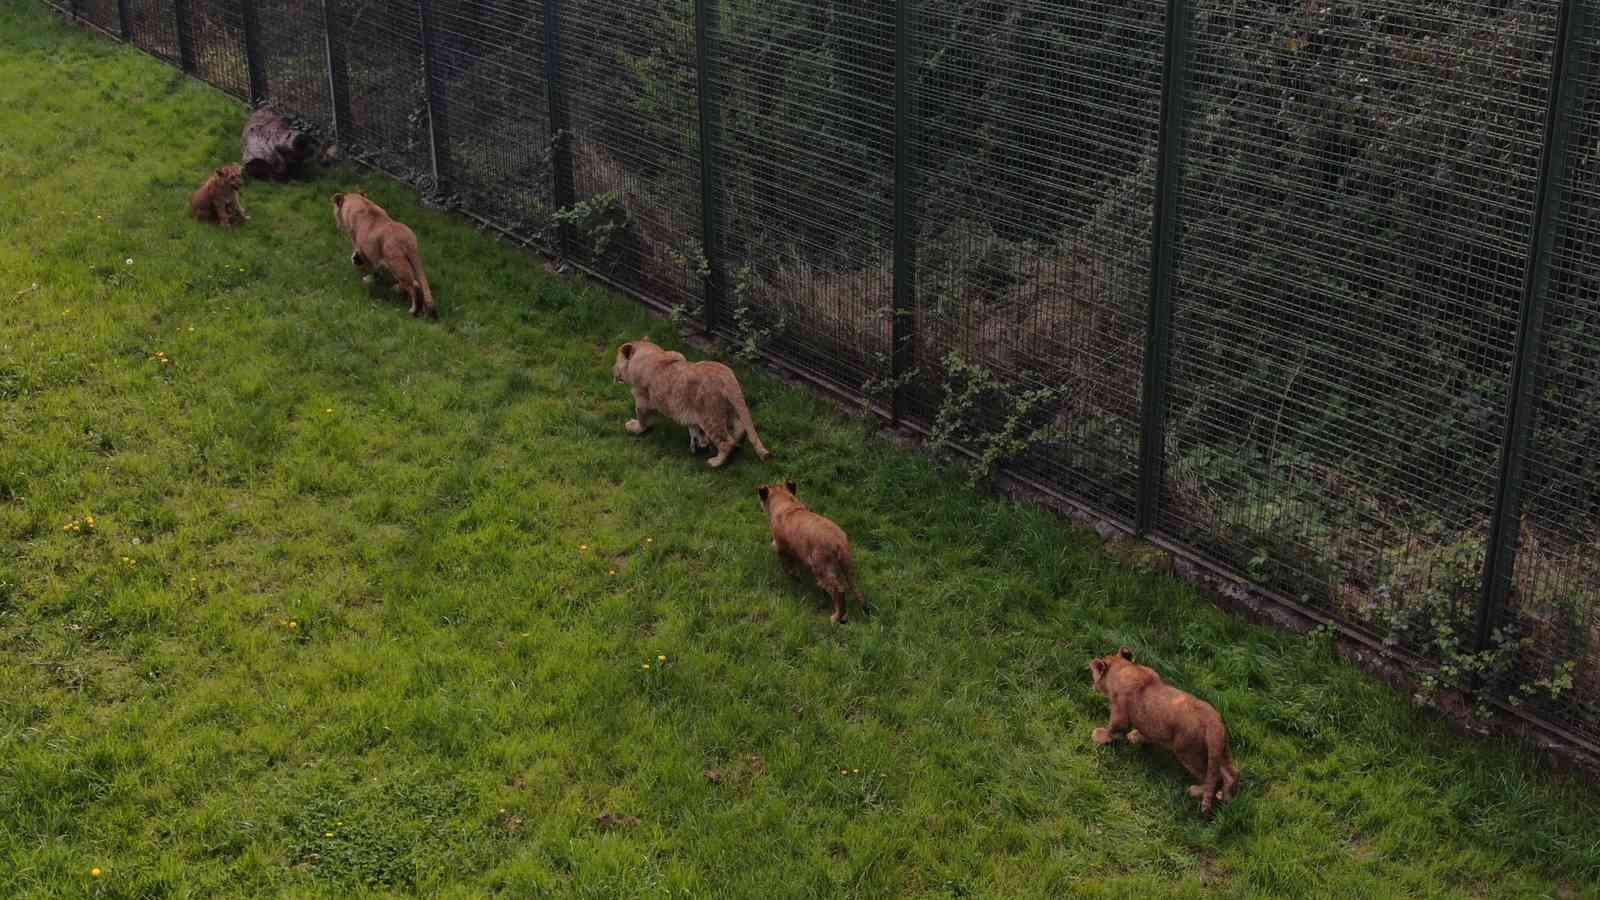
<box><xmin>1089</xmin><ymin>646</ymin><xmax>1239</xmax><ymax>816</ymax></box>
<box><xmin>331</xmin><ymin>191</ymin><xmax>437</xmax><ymax>319</ymax></box>
<box><xmin>758</xmin><ymin>481</ymin><xmax>863</xmax><ymax>624</ymax></box>
<box><xmin>189</xmin><ymin>164</ymin><xmax>248</xmax><ymax>226</ymax></box>
<box><xmin>612</xmin><ymin>337</ymin><xmax>770</xmax><ymax>467</ymax></box>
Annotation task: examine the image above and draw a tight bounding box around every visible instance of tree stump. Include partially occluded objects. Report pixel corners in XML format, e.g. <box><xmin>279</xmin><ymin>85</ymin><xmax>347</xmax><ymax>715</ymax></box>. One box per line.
<box><xmin>240</xmin><ymin>108</ymin><xmax>313</xmax><ymax>182</ymax></box>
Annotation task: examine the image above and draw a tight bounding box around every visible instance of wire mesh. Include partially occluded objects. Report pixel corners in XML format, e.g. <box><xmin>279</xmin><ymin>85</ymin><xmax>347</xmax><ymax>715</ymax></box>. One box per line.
<box><xmin>707</xmin><ymin>0</ymin><xmax>895</xmax><ymax>392</ymax></box>
<box><xmin>126</xmin><ymin>0</ymin><xmax>180</xmax><ymax>63</ymax></box>
<box><xmin>1160</xmin><ymin>1</ymin><xmax>1556</xmax><ymax>662</ymax></box>
<box><xmin>327</xmin><ymin>0</ymin><xmax>431</xmax><ymax>181</ymax></box>
<box><xmin>906</xmin><ymin>0</ymin><xmax>1165</xmax><ymax>518</ymax></box>
<box><xmin>256</xmin><ymin>0</ymin><xmax>332</xmax><ymax>132</ymax></box>
<box><xmin>425</xmin><ymin>0</ymin><xmax>549</xmax><ymax>234</ymax></box>
<box><xmin>1511</xmin><ymin>10</ymin><xmax>1600</xmax><ymax>734</ymax></box>
<box><xmin>559</xmin><ymin>0</ymin><xmax>703</xmax><ymax>313</ymax></box>
<box><xmin>186</xmin><ymin>0</ymin><xmax>249</xmax><ymax>100</ymax></box>
<box><xmin>71</xmin><ymin>0</ymin><xmax>122</xmax><ymax>35</ymax></box>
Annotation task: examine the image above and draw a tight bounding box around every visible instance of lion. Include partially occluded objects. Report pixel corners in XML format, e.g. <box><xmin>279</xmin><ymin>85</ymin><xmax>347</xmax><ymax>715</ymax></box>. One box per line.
<box><xmin>189</xmin><ymin>164</ymin><xmax>248</xmax><ymax>226</ymax></box>
<box><xmin>611</xmin><ymin>337</ymin><xmax>770</xmax><ymax>467</ymax></box>
<box><xmin>757</xmin><ymin>481</ymin><xmax>863</xmax><ymax>624</ymax></box>
<box><xmin>1089</xmin><ymin>646</ymin><xmax>1240</xmax><ymax>817</ymax></box>
<box><xmin>332</xmin><ymin>192</ymin><xmax>436</xmax><ymax>319</ymax></box>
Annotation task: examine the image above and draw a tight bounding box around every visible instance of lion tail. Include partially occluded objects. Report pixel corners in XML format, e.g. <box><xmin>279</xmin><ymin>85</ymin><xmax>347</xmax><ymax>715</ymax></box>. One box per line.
<box><xmin>730</xmin><ymin>388</ymin><xmax>770</xmax><ymax>460</ymax></box>
<box><xmin>405</xmin><ymin>247</ymin><xmax>437</xmax><ymax>320</ymax></box>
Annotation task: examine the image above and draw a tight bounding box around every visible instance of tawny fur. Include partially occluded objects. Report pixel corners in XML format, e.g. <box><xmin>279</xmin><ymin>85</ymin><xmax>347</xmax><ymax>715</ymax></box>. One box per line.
<box><xmin>612</xmin><ymin>337</ymin><xmax>771</xmax><ymax>467</ymax></box>
<box><xmin>757</xmin><ymin>481</ymin><xmax>862</xmax><ymax>624</ymax></box>
<box><xmin>189</xmin><ymin>164</ymin><xmax>248</xmax><ymax>226</ymax></box>
<box><xmin>1089</xmin><ymin>647</ymin><xmax>1240</xmax><ymax>817</ymax></box>
<box><xmin>331</xmin><ymin>191</ymin><xmax>437</xmax><ymax>319</ymax></box>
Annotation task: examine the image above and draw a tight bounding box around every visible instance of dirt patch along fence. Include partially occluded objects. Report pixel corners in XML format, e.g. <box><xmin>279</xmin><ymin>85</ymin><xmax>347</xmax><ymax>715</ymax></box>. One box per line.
<box><xmin>46</xmin><ymin>0</ymin><xmax>1600</xmax><ymax>752</ymax></box>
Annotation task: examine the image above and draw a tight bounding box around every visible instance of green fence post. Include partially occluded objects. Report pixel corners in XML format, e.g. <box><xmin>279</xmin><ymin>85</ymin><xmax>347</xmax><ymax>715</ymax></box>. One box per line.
<box><xmin>693</xmin><ymin>0</ymin><xmax>724</xmax><ymax>334</ymax></box>
<box><xmin>416</xmin><ymin>0</ymin><xmax>452</xmax><ymax>193</ymax></box>
<box><xmin>1476</xmin><ymin>0</ymin><xmax>1587</xmax><ymax>654</ymax></box>
<box><xmin>173</xmin><ymin>0</ymin><xmax>196</xmax><ymax>72</ymax></box>
<box><xmin>1135</xmin><ymin>0</ymin><xmax>1191</xmax><ymax>534</ymax></box>
<box><xmin>543</xmin><ymin>0</ymin><xmax>575</xmax><ymax>257</ymax></box>
<box><xmin>890</xmin><ymin>0</ymin><xmax>917</xmax><ymax>423</ymax></box>
<box><xmin>322</xmin><ymin>0</ymin><xmax>353</xmax><ymax>140</ymax></box>
<box><xmin>241</xmin><ymin>0</ymin><xmax>267</xmax><ymax>104</ymax></box>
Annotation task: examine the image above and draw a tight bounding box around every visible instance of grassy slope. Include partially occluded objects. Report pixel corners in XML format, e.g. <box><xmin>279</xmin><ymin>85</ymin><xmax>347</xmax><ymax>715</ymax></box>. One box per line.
<box><xmin>0</xmin><ymin>3</ymin><xmax>1596</xmax><ymax>897</ymax></box>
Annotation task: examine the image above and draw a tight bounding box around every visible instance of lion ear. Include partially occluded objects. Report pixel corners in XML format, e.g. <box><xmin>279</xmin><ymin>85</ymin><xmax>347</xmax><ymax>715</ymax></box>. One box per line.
<box><xmin>757</xmin><ymin>485</ymin><xmax>770</xmax><ymax>502</ymax></box>
<box><xmin>620</xmin><ymin>342</ymin><xmax>635</xmax><ymax>360</ymax></box>
<box><xmin>785</xmin><ymin>480</ymin><xmax>796</xmax><ymax>495</ymax></box>
<box><xmin>1091</xmin><ymin>659</ymin><xmax>1108</xmax><ymax>676</ymax></box>
<box><xmin>1119</xmin><ymin>647</ymin><xmax>1134</xmax><ymax>662</ymax></box>
<box><xmin>333</xmin><ymin>192</ymin><xmax>346</xmax><ymax>207</ymax></box>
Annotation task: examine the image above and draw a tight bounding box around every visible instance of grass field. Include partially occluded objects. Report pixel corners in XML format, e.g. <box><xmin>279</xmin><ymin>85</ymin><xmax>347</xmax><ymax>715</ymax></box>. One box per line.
<box><xmin>2</xmin><ymin>2</ymin><xmax>1599</xmax><ymax>896</ymax></box>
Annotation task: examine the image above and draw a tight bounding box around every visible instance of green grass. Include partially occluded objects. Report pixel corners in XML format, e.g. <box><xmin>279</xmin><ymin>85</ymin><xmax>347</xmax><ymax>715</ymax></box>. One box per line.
<box><xmin>1</xmin><ymin>3</ymin><xmax>1598</xmax><ymax>896</ymax></box>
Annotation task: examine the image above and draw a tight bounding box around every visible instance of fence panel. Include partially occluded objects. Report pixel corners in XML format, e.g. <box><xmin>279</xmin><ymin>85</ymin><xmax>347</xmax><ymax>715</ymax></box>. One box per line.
<box><xmin>254</xmin><ymin>0</ymin><xmax>332</xmax><ymax>130</ymax></box>
<box><xmin>1160</xmin><ymin>1</ymin><xmax>1559</xmax><ymax>661</ymax></box>
<box><xmin>706</xmin><ymin>1</ymin><xmax>896</xmax><ymax>392</ymax></box>
<box><xmin>558</xmin><ymin>0</ymin><xmax>703</xmax><ymax>314</ymax></box>
<box><xmin>1511</xmin><ymin>4</ymin><xmax>1600</xmax><ymax>735</ymax></box>
<box><xmin>75</xmin><ymin>0</ymin><xmax>122</xmax><ymax>35</ymax></box>
<box><xmin>126</xmin><ymin>0</ymin><xmax>180</xmax><ymax>63</ymax></box>
<box><xmin>425</xmin><ymin>0</ymin><xmax>549</xmax><ymax>234</ymax></box>
<box><xmin>907</xmin><ymin>0</ymin><xmax>1166</xmax><ymax>519</ymax></box>
<box><xmin>185</xmin><ymin>0</ymin><xmax>249</xmax><ymax>100</ymax></box>
<box><xmin>324</xmin><ymin>0</ymin><xmax>431</xmax><ymax>180</ymax></box>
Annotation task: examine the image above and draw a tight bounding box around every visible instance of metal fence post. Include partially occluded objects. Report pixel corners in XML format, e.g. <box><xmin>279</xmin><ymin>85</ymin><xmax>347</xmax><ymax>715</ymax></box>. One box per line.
<box><xmin>322</xmin><ymin>0</ymin><xmax>353</xmax><ymax>141</ymax></box>
<box><xmin>241</xmin><ymin>0</ymin><xmax>267</xmax><ymax>105</ymax></box>
<box><xmin>173</xmin><ymin>0</ymin><xmax>196</xmax><ymax>72</ymax></box>
<box><xmin>693</xmin><ymin>0</ymin><xmax>725</xmax><ymax>334</ymax></box>
<box><xmin>116</xmin><ymin>0</ymin><xmax>130</xmax><ymax>40</ymax></box>
<box><xmin>543</xmin><ymin>0</ymin><xmax>575</xmax><ymax>257</ymax></box>
<box><xmin>415</xmin><ymin>0</ymin><xmax>452</xmax><ymax>193</ymax></box>
<box><xmin>890</xmin><ymin>0</ymin><xmax>917</xmax><ymax>424</ymax></box>
<box><xmin>1135</xmin><ymin>0</ymin><xmax>1191</xmax><ymax>534</ymax></box>
<box><xmin>1476</xmin><ymin>0</ymin><xmax>1586</xmax><ymax>654</ymax></box>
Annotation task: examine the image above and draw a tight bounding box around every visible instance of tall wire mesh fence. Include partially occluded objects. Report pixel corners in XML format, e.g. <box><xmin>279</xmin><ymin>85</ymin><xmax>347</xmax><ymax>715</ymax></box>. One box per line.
<box><xmin>41</xmin><ymin>0</ymin><xmax>1600</xmax><ymax>750</ymax></box>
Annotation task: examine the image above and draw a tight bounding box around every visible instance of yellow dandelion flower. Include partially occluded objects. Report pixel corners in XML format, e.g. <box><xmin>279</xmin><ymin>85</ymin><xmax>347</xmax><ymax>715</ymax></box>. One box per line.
<box><xmin>608</xmin><ymin>569</ymin><xmax>616</xmax><ymax>576</ymax></box>
<box><xmin>90</xmin><ymin>867</ymin><xmax>102</xmax><ymax>878</ymax></box>
<box><xmin>852</xmin><ymin>769</ymin><xmax>861</xmax><ymax>775</ymax></box>
<box><xmin>657</xmin><ymin>655</ymin><xmax>666</xmax><ymax>663</ymax></box>
<box><xmin>324</xmin><ymin>831</ymin><xmax>334</xmax><ymax>838</ymax></box>
<box><xmin>579</xmin><ymin>544</ymin><xmax>588</xmax><ymax>551</ymax></box>
<box><xmin>840</xmin><ymin>768</ymin><xmax>849</xmax><ymax>775</ymax></box>
<box><xmin>642</xmin><ymin>663</ymin><xmax>650</xmax><ymax>670</ymax></box>
<box><xmin>645</xmin><ymin>538</ymin><xmax>653</xmax><ymax>543</ymax></box>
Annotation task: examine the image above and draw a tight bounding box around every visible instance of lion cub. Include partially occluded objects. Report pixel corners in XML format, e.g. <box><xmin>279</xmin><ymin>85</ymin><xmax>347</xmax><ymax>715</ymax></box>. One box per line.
<box><xmin>332</xmin><ymin>191</ymin><xmax>437</xmax><ymax>319</ymax></box>
<box><xmin>758</xmin><ymin>481</ymin><xmax>862</xmax><ymax>624</ymax></box>
<box><xmin>612</xmin><ymin>337</ymin><xmax>770</xmax><ymax>467</ymax></box>
<box><xmin>189</xmin><ymin>164</ymin><xmax>248</xmax><ymax>226</ymax></box>
<box><xmin>1089</xmin><ymin>647</ymin><xmax>1239</xmax><ymax>817</ymax></box>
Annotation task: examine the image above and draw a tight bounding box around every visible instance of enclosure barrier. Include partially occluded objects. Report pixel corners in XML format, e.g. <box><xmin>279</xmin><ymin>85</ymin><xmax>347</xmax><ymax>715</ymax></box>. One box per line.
<box><xmin>45</xmin><ymin>0</ymin><xmax>1600</xmax><ymax>752</ymax></box>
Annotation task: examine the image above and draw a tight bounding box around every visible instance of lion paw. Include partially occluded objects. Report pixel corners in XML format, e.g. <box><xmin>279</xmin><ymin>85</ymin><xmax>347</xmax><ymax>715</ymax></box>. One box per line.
<box><xmin>1092</xmin><ymin>727</ymin><xmax>1114</xmax><ymax>746</ymax></box>
<box><xmin>625</xmin><ymin>419</ymin><xmax>646</xmax><ymax>435</ymax></box>
<box><xmin>1126</xmin><ymin>729</ymin><xmax>1145</xmax><ymax>745</ymax></box>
